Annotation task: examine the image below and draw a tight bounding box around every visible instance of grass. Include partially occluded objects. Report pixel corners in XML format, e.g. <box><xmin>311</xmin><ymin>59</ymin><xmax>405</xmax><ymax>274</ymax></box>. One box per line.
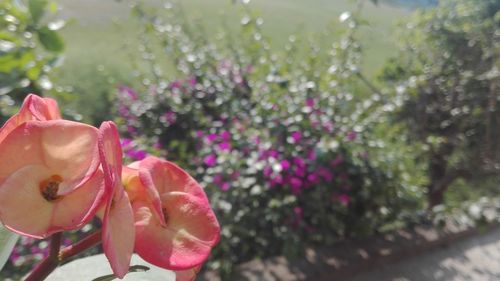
<box><xmin>57</xmin><ymin>0</ymin><xmax>409</xmax><ymax>73</ymax></box>
<box><xmin>52</xmin><ymin>0</ymin><xmax>410</xmax><ymax>123</ymax></box>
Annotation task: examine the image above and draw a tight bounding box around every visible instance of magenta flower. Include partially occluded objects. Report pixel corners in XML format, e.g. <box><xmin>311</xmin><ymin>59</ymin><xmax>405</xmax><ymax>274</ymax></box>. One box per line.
<box><xmin>220</xmin><ymin>182</ymin><xmax>230</xmax><ymax>191</ymax></box>
<box><xmin>307</xmin><ymin>173</ymin><xmax>319</xmax><ymax>184</ymax></box>
<box><xmin>204</xmin><ymin>154</ymin><xmax>217</xmax><ymax>167</ymax></box>
<box><xmin>263</xmin><ymin>166</ymin><xmax>273</xmax><ymax>178</ymax></box>
<box><xmin>280</xmin><ymin>160</ymin><xmax>291</xmax><ymax>171</ymax></box>
<box><xmin>293</xmin><ymin>157</ymin><xmax>305</xmax><ymax>168</ymax></box>
<box><xmin>218</xmin><ymin>142</ymin><xmax>231</xmax><ymax>151</ymax></box>
<box><xmin>291</xmin><ymin>131</ymin><xmax>302</xmax><ymax>143</ymax></box>
<box><xmin>347</xmin><ymin>131</ymin><xmax>357</xmax><ymax>141</ymax></box>
<box><xmin>290</xmin><ymin>177</ymin><xmax>303</xmax><ymax>194</ymax></box>
<box><xmin>305</xmin><ymin>98</ymin><xmax>315</xmax><ymax>108</ymax></box>
<box><xmin>269</xmin><ymin>149</ymin><xmax>279</xmax><ymax>159</ymax></box>
<box><xmin>338</xmin><ymin>194</ymin><xmax>350</xmax><ymax>206</ymax></box>
<box><xmin>163</xmin><ymin>111</ymin><xmax>177</xmax><ymax>124</ymax></box>
<box><xmin>294</xmin><ymin>166</ymin><xmax>306</xmax><ymax>178</ymax></box>
<box><xmin>118</xmin><ymin>86</ymin><xmax>138</xmax><ymax>100</ymax></box>
<box><xmin>220</xmin><ymin>131</ymin><xmax>231</xmax><ymax>141</ymax></box>
<box><xmin>187</xmin><ymin>77</ymin><xmax>197</xmax><ymax>88</ymax></box>
<box><xmin>206</xmin><ymin>133</ymin><xmax>218</xmax><ymax>143</ymax></box>
<box><xmin>170</xmin><ymin>80</ymin><xmax>183</xmax><ymax>89</ymax></box>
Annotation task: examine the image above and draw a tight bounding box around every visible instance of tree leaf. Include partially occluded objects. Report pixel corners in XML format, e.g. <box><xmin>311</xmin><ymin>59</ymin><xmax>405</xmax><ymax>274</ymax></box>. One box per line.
<box><xmin>0</xmin><ymin>225</ymin><xmax>19</xmax><ymax>271</ymax></box>
<box><xmin>37</xmin><ymin>27</ymin><xmax>64</xmax><ymax>52</ymax></box>
<box><xmin>28</xmin><ymin>0</ymin><xmax>48</xmax><ymax>25</ymax></box>
<box><xmin>46</xmin><ymin>254</ymin><xmax>176</xmax><ymax>281</ymax></box>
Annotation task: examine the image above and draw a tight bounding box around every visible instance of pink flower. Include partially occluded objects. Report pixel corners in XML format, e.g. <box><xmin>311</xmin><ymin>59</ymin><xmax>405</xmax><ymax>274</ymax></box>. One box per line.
<box><xmin>0</xmin><ymin>120</ymin><xmax>105</xmax><ymax>238</ymax></box>
<box><xmin>123</xmin><ymin>157</ymin><xmax>220</xmax><ymax>272</ymax></box>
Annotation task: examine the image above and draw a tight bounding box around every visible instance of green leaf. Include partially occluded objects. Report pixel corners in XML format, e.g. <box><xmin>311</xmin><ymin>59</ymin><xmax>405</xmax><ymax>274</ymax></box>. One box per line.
<box><xmin>28</xmin><ymin>0</ymin><xmax>48</xmax><ymax>25</ymax></box>
<box><xmin>46</xmin><ymin>254</ymin><xmax>176</xmax><ymax>281</ymax></box>
<box><xmin>37</xmin><ymin>27</ymin><xmax>64</xmax><ymax>52</ymax></box>
<box><xmin>0</xmin><ymin>225</ymin><xmax>19</xmax><ymax>271</ymax></box>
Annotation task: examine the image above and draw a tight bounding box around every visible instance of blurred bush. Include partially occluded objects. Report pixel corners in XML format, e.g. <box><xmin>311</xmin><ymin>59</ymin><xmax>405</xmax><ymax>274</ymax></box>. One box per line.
<box><xmin>114</xmin><ymin>2</ymin><xmax>426</xmax><ymax>277</ymax></box>
<box><xmin>379</xmin><ymin>0</ymin><xmax>500</xmax><ymax>208</ymax></box>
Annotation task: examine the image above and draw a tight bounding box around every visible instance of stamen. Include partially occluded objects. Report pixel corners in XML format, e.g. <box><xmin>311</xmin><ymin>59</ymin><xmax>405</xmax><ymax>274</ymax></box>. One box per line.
<box><xmin>39</xmin><ymin>175</ymin><xmax>63</xmax><ymax>202</ymax></box>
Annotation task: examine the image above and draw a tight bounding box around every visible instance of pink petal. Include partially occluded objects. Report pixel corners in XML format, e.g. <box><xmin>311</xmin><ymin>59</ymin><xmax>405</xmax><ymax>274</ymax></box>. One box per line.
<box><xmin>0</xmin><ymin>120</ymin><xmax>100</xmax><ymax>195</ymax></box>
<box><xmin>134</xmin><ymin>193</ymin><xmax>219</xmax><ymax>270</ymax></box>
<box><xmin>102</xmin><ymin>187</ymin><xmax>134</xmax><ymax>278</ymax></box>
<box><xmin>138</xmin><ymin>157</ymin><xmax>167</xmax><ymax>226</ymax></box>
<box><xmin>98</xmin><ymin>121</ymin><xmax>135</xmax><ymax>278</ymax></box>
<box><xmin>139</xmin><ymin>156</ymin><xmax>209</xmax><ymax>203</ymax></box>
<box><xmin>98</xmin><ymin>122</ymin><xmax>123</xmax><ymax>187</ymax></box>
<box><xmin>0</xmin><ymin>94</ymin><xmax>60</xmax><ymax>145</ymax></box>
<box><xmin>0</xmin><ymin>165</ymin><xmax>55</xmax><ymax>238</ymax></box>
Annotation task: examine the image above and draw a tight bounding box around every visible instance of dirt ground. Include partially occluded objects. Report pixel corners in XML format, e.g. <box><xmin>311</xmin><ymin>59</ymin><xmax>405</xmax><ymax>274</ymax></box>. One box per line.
<box><xmin>346</xmin><ymin>227</ymin><xmax>500</xmax><ymax>281</ymax></box>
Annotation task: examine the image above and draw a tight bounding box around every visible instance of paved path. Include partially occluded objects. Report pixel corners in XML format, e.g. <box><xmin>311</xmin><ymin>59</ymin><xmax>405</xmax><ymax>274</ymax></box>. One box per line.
<box><xmin>347</xmin><ymin>227</ymin><xmax>500</xmax><ymax>281</ymax></box>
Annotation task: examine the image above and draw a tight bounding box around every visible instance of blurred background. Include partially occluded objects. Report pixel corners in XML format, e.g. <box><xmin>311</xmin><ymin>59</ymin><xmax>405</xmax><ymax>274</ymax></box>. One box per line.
<box><xmin>0</xmin><ymin>0</ymin><xmax>499</xmax><ymax>280</ymax></box>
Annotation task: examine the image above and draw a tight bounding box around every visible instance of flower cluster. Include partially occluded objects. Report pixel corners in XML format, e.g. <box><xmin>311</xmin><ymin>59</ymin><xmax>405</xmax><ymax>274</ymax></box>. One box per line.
<box><xmin>112</xmin><ymin>3</ymin><xmax>426</xmax><ymax>276</ymax></box>
<box><xmin>0</xmin><ymin>94</ymin><xmax>220</xmax><ymax>280</ymax></box>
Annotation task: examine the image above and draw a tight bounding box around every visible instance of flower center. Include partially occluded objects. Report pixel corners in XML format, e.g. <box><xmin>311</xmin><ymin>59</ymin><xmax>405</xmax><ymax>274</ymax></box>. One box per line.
<box><xmin>39</xmin><ymin>175</ymin><xmax>63</xmax><ymax>202</ymax></box>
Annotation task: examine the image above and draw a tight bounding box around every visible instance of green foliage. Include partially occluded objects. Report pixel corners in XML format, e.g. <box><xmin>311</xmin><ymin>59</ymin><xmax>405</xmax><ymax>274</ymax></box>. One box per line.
<box><xmin>379</xmin><ymin>0</ymin><xmax>500</xmax><ymax>206</ymax></box>
<box><xmin>0</xmin><ymin>226</ymin><xmax>18</xmax><ymax>271</ymax></box>
<box><xmin>0</xmin><ymin>0</ymin><xmax>64</xmax><ymax>121</ymax></box>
